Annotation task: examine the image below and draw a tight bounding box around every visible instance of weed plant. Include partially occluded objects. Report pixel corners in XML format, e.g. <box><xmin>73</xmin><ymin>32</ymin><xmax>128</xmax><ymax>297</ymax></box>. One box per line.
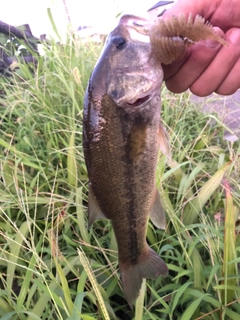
<box><xmin>0</xmin><ymin>31</ymin><xmax>239</xmax><ymax>320</ymax></box>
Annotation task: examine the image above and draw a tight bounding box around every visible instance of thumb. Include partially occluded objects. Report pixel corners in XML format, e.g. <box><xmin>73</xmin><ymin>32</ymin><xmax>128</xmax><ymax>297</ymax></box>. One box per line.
<box><xmin>162</xmin><ymin>26</ymin><xmax>224</xmax><ymax>80</ymax></box>
<box><xmin>163</xmin><ymin>0</ymin><xmax>216</xmax><ymax>20</ymax></box>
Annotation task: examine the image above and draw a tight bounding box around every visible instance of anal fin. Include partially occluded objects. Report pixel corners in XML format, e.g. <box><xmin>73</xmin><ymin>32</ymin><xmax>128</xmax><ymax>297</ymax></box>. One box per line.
<box><xmin>88</xmin><ymin>183</ymin><xmax>106</xmax><ymax>228</ymax></box>
<box><xmin>150</xmin><ymin>188</ymin><xmax>166</xmax><ymax>229</ymax></box>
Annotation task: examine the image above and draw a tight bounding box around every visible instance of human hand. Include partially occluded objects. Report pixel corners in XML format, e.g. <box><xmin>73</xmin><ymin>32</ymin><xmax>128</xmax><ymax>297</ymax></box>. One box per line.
<box><xmin>162</xmin><ymin>0</ymin><xmax>240</xmax><ymax>96</ymax></box>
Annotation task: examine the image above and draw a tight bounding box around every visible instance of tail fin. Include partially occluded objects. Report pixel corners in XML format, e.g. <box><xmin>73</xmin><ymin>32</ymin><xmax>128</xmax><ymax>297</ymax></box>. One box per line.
<box><xmin>120</xmin><ymin>247</ymin><xmax>168</xmax><ymax>306</ymax></box>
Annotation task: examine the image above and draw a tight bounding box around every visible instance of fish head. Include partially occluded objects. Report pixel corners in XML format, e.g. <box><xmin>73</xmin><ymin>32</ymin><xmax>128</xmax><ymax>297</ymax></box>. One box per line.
<box><xmin>90</xmin><ymin>15</ymin><xmax>163</xmax><ymax>111</ymax></box>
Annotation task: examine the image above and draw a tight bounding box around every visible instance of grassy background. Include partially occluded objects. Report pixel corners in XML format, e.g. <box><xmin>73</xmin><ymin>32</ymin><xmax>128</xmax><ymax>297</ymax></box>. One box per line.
<box><xmin>0</xmin><ymin>31</ymin><xmax>240</xmax><ymax>320</ymax></box>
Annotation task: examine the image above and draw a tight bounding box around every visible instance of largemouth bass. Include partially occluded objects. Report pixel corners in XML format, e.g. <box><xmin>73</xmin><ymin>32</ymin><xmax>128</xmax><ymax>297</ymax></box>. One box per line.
<box><xmin>83</xmin><ymin>14</ymin><xmax>169</xmax><ymax>305</ymax></box>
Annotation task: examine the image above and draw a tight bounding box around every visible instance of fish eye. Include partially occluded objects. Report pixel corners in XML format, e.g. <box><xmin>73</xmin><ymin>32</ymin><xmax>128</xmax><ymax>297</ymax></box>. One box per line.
<box><xmin>112</xmin><ymin>36</ymin><xmax>127</xmax><ymax>50</ymax></box>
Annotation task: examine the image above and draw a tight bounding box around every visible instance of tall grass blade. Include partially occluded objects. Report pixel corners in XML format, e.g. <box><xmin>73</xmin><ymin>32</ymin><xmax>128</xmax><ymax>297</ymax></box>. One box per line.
<box><xmin>17</xmin><ymin>252</ymin><xmax>37</xmax><ymax>309</ymax></box>
<box><xmin>0</xmin><ymin>298</ymin><xmax>13</xmax><ymax>316</ymax></box>
<box><xmin>135</xmin><ymin>278</ymin><xmax>146</xmax><ymax>320</ymax></box>
<box><xmin>67</xmin><ymin>130</ymin><xmax>77</xmax><ymax>188</ymax></box>
<box><xmin>183</xmin><ymin>161</ymin><xmax>231</xmax><ymax>224</ymax></box>
<box><xmin>1</xmin><ymin>311</ymin><xmax>41</xmax><ymax>320</ymax></box>
<box><xmin>67</xmin><ymin>292</ymin><xmax>85</xmax><ymax>320</ymax></box>
<box><xmin>55</xmin><ymin>257</ymin><xmax>74</xmax><ymax>315</ymax></box>
<box><xmin>27</xmin><ymin>256</ymin><xmax>80</xmax><ymax>320</ymax></box>
<box><xmin>171</xmin><ymin>281</ymin><xmax>193</xmax><ymax>316</ymax></box>
<box><xmin>222</xmin><ymin>179</ymin><xmax>237</xmax><ymax>305</ymax></box>
<box><xmin>76</xmin><ymin>187</ymin><xmax>91</xmax><ymax>245</ymax></box>
<box><xmin>181</xmin><ymin>296</ymin><xmax>202</xmax><ymax>320</ymax></box>
<box><xmin>77</xmin><ymin>247</ymin><xmax>110</xmax><ymax>320</ymax></box>
<box><xmin>47</xmin><ymin>8</ymin><xmax>61</xmax><ymax>40</ymax></box>
<box><xmin>7</xmin><ymin>221</ymin><xmax>30</xmax><ymax>297</ymax></box>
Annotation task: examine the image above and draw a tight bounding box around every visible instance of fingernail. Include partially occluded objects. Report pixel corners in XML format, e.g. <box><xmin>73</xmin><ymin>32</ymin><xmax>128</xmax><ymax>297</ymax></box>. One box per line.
<box><xmin>229</xmin><ymin>28</ymin><xmax>240</xmax><ymax>45</ymax></box>
<box><xmin>204</xmin><ymin>39</ymin><xmax>220</xmax><ymax>48</ymax></box>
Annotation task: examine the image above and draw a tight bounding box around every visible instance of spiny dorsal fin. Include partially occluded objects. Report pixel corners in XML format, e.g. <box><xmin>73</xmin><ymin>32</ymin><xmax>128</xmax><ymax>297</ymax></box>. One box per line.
<box><xmin>150</xmin><ymin>14</ymin><xmax>228</xmax><ymax>64</ymax></box>
<box><xmin>150</xmin><ymin>187</ymin><xmax>166</xmax><ymax>229</ymax></box>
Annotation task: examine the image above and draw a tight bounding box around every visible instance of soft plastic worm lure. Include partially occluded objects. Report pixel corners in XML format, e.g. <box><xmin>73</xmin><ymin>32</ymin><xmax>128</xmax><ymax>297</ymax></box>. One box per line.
<box><xmin>150</xmin><ymin>14</ymin><xmax>228</xmax><ymax>64</ymax></box>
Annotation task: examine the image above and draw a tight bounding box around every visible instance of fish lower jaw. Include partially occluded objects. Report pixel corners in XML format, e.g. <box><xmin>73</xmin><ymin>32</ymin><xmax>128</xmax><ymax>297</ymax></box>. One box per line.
<box><xmin>114</xmin><ymin>92</ymin><xmax>151</xmax><ymax>109</ymax></box>
<box><xmin>118</xmin><ymin>88</ymin><xmax>161</xmax><ymax>115</ymax></box>
<box><xmin>126</xmin><ymin>94</ymin><xmax>151</xmax><ymax>107</ymax></box>
<box><xmin>120</xmin><ymin>96</ymin><xmax>153</xmax><ymax>116</ymax></box>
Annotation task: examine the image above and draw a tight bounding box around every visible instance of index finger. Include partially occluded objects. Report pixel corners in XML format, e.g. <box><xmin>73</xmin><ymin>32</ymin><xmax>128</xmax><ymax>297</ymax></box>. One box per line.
<box><xmin>163</xmin><ymin>0</ymin><xmax>240</xmax><ymax>31</ymax></box>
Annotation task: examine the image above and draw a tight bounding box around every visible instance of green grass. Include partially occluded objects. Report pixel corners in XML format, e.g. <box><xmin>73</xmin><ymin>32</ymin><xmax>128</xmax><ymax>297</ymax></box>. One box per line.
<box><xmin>0</xmin><ymin>31</ymin><xmax>239</xmax><ymax>320</ymax></box>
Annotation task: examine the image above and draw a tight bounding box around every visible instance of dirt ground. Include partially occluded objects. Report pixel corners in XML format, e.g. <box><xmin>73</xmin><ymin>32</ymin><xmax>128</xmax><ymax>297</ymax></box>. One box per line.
<box><xmin>191</xmin><ymin>90</ymin><xmax>240</xmax><ymax>141</ymax></box>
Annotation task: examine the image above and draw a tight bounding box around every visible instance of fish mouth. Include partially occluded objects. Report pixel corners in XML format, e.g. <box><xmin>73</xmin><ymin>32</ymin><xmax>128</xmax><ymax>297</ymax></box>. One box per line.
<box><xmin>126</xmin><ymin>95</ymin><xmax>151</xmax><ymax>107</ymax></box>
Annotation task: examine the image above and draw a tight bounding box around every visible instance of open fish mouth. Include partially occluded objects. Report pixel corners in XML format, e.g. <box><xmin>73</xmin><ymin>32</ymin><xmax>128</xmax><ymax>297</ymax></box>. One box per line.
<box><xmin>108</xmin><ymin>76</ymin><xmax>161</xmax><ymax>108</ymax></box>
<box><xmin>125</xmin><ymin>94</ymin><xmax>151</xmax><ymax>107</ymax></box>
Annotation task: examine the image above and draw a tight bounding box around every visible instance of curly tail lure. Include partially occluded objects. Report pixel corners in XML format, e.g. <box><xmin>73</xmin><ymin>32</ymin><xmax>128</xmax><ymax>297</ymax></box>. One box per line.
<box><xmin>149</xmin><ymin>14</ymin><xmax>228</xmax><ymax>64</ymax></box>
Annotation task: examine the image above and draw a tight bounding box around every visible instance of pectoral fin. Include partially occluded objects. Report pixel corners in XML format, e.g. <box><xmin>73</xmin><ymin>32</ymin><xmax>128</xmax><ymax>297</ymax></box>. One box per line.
<box><xmin>88</xmin><ymin>183</ymin><xmax>106</xmax><ymax>228</ymax></box>
<box><xmin>150</xmin><ymin>188</ymin><xmax>166</xmax><ymax>229</ymax></box>
<box><xmin>159</xmin><ymin>123</ymin><xmax>171</xmax><ymax>160</ymax></box>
